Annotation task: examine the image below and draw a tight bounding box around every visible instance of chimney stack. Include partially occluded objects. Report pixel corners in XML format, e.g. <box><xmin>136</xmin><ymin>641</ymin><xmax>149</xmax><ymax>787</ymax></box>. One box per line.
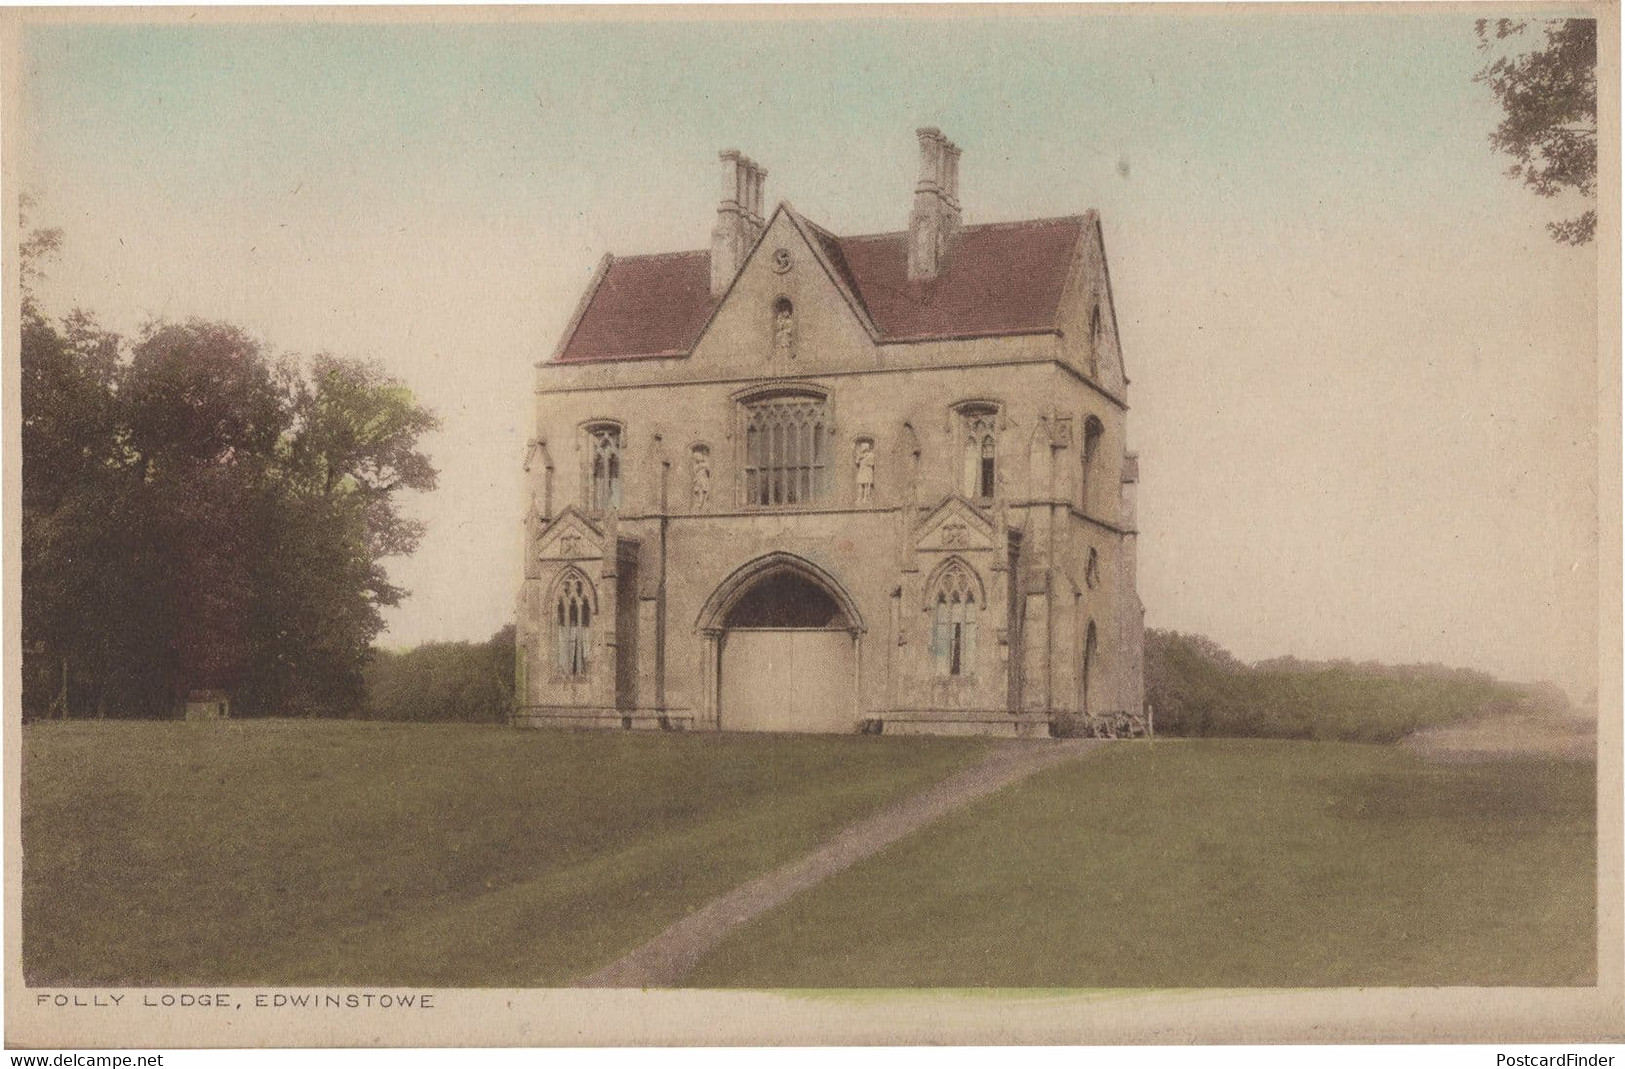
<box><xmin>711</xmin><ymin>149</ymin><xmax>768</xmax><ymax>296</ymax></box>
<box><xmin>907</xmin><ymin>127</ymin><xmax>962</xmax><ymax>281</ymax></box>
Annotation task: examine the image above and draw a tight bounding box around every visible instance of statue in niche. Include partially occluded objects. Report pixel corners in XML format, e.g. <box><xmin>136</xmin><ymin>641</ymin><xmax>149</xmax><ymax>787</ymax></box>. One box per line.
<box><xmin>854</xmin><ymin>440</ymin><xmax>876</xmax><ymax>503</ymax></box>
<box><xmin>773</xmin><ymin>297</ymin><xmax>795</xmax><ymax>356</ymax></box>
<box><xmin>690</xmin><ymin>447</ymin><xmax>711</xmax><ymax>511</ymax></box>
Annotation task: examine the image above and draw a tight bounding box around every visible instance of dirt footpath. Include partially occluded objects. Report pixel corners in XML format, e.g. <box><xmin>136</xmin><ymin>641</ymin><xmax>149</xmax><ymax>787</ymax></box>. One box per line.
<box><xmin>1402</xmin><ymin>711</ymin><xmax>1597</xmax><ymax>763</ymax></box>
<box><xmin>577</xmin><ymin>737</ymin><xmax>1105</xmax><ymax>988</ymax></box>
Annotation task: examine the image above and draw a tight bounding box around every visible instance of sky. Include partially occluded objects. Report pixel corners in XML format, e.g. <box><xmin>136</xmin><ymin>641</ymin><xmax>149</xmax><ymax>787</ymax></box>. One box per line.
<box><xmin>16</xmin><ymin>9</ymin><xmax>1602</xmax><ymax>698</ymax></box>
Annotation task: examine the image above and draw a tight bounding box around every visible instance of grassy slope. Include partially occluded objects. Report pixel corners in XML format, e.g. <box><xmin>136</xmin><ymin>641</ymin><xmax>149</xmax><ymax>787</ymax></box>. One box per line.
<box><xmin>688</xmin><ymin>740</ymin><xmax>1597</xmax><ymax>987</ymax></box>
<box><xmin>21</xmin><ymin>720</ymin><xmax>985</xmax><ymax>986</ymax></box>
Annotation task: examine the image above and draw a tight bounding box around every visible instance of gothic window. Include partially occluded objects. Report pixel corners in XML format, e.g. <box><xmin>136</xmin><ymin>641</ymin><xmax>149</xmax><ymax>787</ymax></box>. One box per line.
<box><xmin>554</xmin><ymin>572</ymin><xmax>594</xmax><ymax>676</ymax></box>
<box><xmin>1085</xmin><ymin>547</ymin><xmax>1101</xmax><ymax>589</ymax></box>
<box><xmin>930</xmin><ymin>561</ymin><xmax>981</xmax><ymax>678</ymax></box>
<box><xmin>959</xmin><ymin>406</ymin><xmax>998</xmax><ymax>500</ymax></box>
<box><xmin>744</xmin><ymin>392</ymin><xmax>829</xmax><ymax>506</ymax></box>
<box><xmin>587</xmin><ymin>424</ymin><xmax>622</xmax><ymax>512</ymax></box>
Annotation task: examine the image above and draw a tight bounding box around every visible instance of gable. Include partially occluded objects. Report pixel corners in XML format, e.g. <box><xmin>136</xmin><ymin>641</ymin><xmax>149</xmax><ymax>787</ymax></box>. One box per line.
<box><xmin>1055</xmin><ymin>213</ymin><xmax>1128</xmax><ymax>395</ymax></box>
<box><xmin>688</xmin><ymin>207</ymin><xmax>878</xmax><ymax>371</ymax></box>
<box><xmin>915</xmin><ymin>495</ymin><xmax>998</xmax><ymax>553</ymax></box>
<box><xmin>534</xmin><ymin>508</ymin><xmax>605</xmax><ymax>561</ymax></box>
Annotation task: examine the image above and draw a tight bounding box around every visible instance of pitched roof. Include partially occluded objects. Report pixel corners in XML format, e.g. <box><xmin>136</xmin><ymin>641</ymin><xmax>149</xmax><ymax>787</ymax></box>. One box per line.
<box><xmin>554</xmin><ymin>213</ymin><xmax>1086</xmax><ymax>363</ymax></box>
<box><xmin>559</xmin><ymin>250</ymin><xmax>717</xmax><ymax>362</ymax></box>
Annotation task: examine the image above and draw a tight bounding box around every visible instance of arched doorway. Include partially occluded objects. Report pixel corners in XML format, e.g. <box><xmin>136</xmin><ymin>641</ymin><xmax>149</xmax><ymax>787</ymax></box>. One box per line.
<box><xmin>700</xmin><ymin>555</ymin><xmax>862</xmax><ymax>733</ymax></box>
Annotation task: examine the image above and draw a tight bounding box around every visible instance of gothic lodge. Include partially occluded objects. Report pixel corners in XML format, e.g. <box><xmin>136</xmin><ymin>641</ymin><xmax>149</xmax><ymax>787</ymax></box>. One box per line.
<box><xmin>517</xmin><ymin>128</ymin><xmax>1145</xmax><ymax>737</ymax></box>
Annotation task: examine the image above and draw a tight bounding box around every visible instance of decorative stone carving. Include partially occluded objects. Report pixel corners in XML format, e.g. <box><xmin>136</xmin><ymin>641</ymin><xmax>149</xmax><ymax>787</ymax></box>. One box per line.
<box><xmin>915</xmin><ymin>496</ymin><xmax>996</xmax><ymax>553</ymax></box>
<box><xmin>773</xmin><ymin>298</ymin><xmax>795</xmax><ymax>355</ymax></box>
<box><xmin>534</xmin><ymin>507</ymin><xmax>605</xmax><ymax>563</ymax></box>
<box><xmin>691</xmin><ymin>445</ymin><xmax>712</xmax><ymax>511</ymax></box>
<box><xmin>854</xmin><ymin>439</ymin><xmax>875</xmax><ymax>503</ymax></box>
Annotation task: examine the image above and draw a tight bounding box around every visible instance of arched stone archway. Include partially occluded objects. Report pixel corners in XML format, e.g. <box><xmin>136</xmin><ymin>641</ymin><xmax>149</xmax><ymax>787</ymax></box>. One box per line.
<box><xmin>698</xmin><ymin>553</ymin><xmax>863</xmax><ymax>733</ymax></box>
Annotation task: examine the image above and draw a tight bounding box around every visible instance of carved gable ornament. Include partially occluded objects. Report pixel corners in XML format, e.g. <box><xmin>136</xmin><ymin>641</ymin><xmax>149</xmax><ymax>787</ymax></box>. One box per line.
<box><xmin>915</xmin><ymin>496</ymin><xmax>996</xmax><ymax>553</ymax></box>
<box><xmin>535</xmin><ymin>508</ymin><xmax>605</xmax><ymax>562</ymax></box>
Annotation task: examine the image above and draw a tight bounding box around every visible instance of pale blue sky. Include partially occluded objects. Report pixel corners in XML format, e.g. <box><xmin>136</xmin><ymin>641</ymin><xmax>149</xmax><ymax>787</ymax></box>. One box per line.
<box><xmin>19</xmin><ymin>10</ymin><xmax>1601</xmax><ymax>696</ymax></box>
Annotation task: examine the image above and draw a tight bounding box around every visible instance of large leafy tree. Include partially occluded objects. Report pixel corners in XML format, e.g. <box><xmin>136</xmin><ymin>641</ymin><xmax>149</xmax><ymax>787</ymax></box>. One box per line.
<box><xmin>19</xmin><ymin>227</ymin><xmax>438</xmax><ymax>718</ymax></box>
<box><xmin>122</xmin><ymin>322</ymin><xmax>289</xmax><ymax>704</ymax></box>
<box><xmin>240</xmin><ymin>356</ymin><xmax>440</xmax><ymax>716</ymax></box>
<box><xmin>1475</xmin><ymin>18</ymin><xmax>1598</xmax><ymax>245</ymax></box>
<box><xmin>19</xmin><ymin>307</ymin><xmax>138</xmax><ymax>716</ymax></box>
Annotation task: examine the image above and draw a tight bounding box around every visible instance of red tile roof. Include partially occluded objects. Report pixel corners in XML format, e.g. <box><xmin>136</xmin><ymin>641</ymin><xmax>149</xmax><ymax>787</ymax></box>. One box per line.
<box><xmin>555</xmin><ymin>214</ymin><xmax>1085</xmax><ymax>363</ymax></box>
<box><xmin>560</xmin><ymin>250</ymin><xmax>716</xmax><ymax>362</ymax></box>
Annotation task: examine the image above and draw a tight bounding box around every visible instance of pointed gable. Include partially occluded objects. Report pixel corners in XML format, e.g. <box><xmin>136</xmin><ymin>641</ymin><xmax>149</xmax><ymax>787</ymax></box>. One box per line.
<box><xmin>1052</xmin><ymin>211</ymin><xmax>1128</xmax><ymax>394</ymax></box>
<box><xmin>915</xmin><ymin>495</ymin><xmax>998</xmax><ymax>553</ymax></box>
<box><xmin>534</xmin><ymin>507</ymin><xmax>605</xmax><ymax>561</ymax></box>
<box><xmin>686</xmin><ymin>206</ymin><xmax>877</xmax><ymax>369</ymax></box>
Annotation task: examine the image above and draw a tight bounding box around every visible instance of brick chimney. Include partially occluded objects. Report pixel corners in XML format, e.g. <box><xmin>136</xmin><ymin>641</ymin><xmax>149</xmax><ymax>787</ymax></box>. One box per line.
<box><xmin>711</xmin><ymin>149</ymin><xmax>768</xmax><ymax>296</ymax></box>
<box><xmin>907</xmin><ymin>127</ymin><xmax>962</xmax><ymax>281</ymax></box>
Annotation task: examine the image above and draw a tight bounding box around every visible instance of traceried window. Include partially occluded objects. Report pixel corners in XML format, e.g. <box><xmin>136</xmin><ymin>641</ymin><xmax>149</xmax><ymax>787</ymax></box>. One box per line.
<box><xmin>960</xmin><ymin>406</ymin><xmax>998</xmax><ymax>500</ymax></box>
<box><xmin>555</xmin><ymin>573</ymin><xmax>593</xmax><ymax>676</ymax></box>
<box><xmin>930</xmin><ymin>561</ymin><xmax>981</xmax><ymax>678</ymax></box>
<box><xmin>744</xmin><ymin>393</ymin><xmax>829</xmax><ymax>506</ymax></box>
<box><xmin>587</xmin><ymin>424</ymin><xmax>622</xmax><ymax>511</ymax></box>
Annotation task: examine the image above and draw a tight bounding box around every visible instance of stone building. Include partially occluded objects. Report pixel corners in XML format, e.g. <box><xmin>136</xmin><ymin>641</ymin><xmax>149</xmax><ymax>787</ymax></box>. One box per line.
<box><xmin>516</xmin><ymin>129</ymin><xmax>1145</xmax><ymax>736</ymax></box>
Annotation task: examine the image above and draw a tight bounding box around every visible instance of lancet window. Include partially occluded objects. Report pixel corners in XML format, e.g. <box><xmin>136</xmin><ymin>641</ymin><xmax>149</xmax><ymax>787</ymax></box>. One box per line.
<box><xmin>960</xmin><ymin>406</ymin><xmax>998</xmax><ymax>500</ymax></box>
<box><xmin>930</xmin><ymin>561</ymin><xmax>982</xmax><ymax>678</ymax></box>
<box><xmin>585</xmin><ymin>423</ymin><xmax>622</xmax><ymax>512</ymax></box>
<box><xmin>554</xmin><ymin>572</ymin><xmax>594</xmax><ymax>676</ymax></box>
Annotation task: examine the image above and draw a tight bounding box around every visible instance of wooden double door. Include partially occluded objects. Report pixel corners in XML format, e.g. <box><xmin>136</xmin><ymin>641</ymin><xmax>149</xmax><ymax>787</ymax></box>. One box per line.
<box><xmin>719</xmin><ymin>628</ymin><xmax>854</xmax><ymax>733</ymax></box>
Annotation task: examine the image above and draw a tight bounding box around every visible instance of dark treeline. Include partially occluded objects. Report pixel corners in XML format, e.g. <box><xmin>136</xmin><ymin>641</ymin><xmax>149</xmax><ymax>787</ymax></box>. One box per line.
<box><xmin>1146</xmin><ymin>629</ymin><xmax>1566</xmax><ymax>743</ymax></box>
<box><xmin>20</xmin><ymin>219</ymin><xmax>438</xmax><ymax>719</ymax></box>
<box><xmin>363</xmin><ymin>626</ymin><xmax>516</xmax><ymax>723</ymax></box>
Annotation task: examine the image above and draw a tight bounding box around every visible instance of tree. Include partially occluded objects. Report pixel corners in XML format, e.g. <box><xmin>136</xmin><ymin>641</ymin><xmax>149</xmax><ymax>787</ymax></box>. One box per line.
<box><xmin>18</xmin><ymin>193</ymin><xmax>62</xmax><ymax>313</ymax></box>
<box><xmin>364</xmin><ymin>625</ymin><xmax>515</xmax><ymax>723</ymax></box>
<box><xmin>122</xmin><ymin>321</ymin><xmax>293</xmax><ymax>707</ymax></box>
<box><xmin>19</xmin><ymin>308</ymin><xmax>132</xmax><ymax>717</ymax></box>
<box><xmin>237</xmin><ymin>355</ymin><xmax>439</xmax><ymax>717</ymax></box>
<box><xmin>18</xmin><ymin>220</ymin><xmax>440</xmax><ymax>717</ymax></box>
<box><xmin>1475</xmin><ymin>18</ymin><xmax>1598</xmax><ymax>245</ymax></box>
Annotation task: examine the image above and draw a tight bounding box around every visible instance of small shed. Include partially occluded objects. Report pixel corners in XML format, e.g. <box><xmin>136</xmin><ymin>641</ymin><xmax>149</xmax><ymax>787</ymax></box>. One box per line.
<box><xmin>183</xmin><ymin>689</ymin><xmax>230</xmax><ymax>721</ymax></box>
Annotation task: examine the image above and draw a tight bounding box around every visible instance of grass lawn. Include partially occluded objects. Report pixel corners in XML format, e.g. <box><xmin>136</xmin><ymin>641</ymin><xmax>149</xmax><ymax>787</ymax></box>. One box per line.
<box><xmin>687</xmin><ymin>739</ymin><xmax>1597</xmax><ymax>987</ymax></box>
<box><xmin>21</xmin><ymin>719</ymin><xmax>986</xmax><ymax>986</ymax></box>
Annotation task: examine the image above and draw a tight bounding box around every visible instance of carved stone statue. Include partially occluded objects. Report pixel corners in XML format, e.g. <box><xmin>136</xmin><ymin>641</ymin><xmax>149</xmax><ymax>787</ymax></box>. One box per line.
<box><xmin>773</xmin><ymin>301</ymin><xmax>795</xmax><ymax>355</ymax></box>
<box><xmin>691</xmin><ymin>447</ymin><xmax>711</xmax><ymax>510</ymax></box>
<box><xmin>854</xmin><ymin>440</ymin><xmax>876</xmax><ymax>503</ymax></box>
